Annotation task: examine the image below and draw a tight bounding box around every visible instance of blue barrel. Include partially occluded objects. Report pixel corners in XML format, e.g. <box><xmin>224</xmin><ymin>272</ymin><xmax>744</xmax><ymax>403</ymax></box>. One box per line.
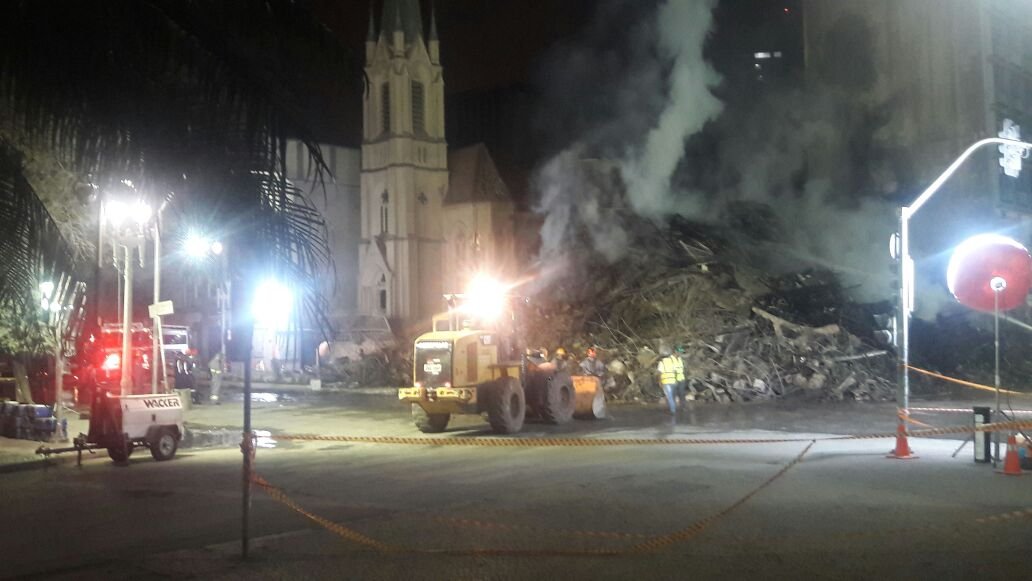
<box><xmin>32</xmin><ymin>417</ymin><xmax>57</xmax><ymax>440</ymax></box>
<box><xmin>20</xmin><ymin>404</ymin><xmax>52</xmax><ymax>418</ymax></box>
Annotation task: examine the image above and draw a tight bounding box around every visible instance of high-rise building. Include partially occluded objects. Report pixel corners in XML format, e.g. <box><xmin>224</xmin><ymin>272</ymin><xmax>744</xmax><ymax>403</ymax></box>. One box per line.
<box><xmin>804</xmin><ymin>0</ymin><xmax>1032</xmax><ymax>213</ymax></box>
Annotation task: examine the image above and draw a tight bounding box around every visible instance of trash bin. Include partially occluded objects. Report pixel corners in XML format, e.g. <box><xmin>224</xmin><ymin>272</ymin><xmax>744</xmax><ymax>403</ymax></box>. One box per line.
<box><xmin>973</xmin><ymin>406</ymin><xmax>991</xmax><ymax>463</ymax></box>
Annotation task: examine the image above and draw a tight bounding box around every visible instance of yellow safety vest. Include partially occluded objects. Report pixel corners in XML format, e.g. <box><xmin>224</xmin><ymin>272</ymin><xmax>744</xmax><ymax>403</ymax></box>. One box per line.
<box><xmin>658</xmin><ymin>356</ymin><xmax>685</xmax><ymax>384</ymax></box>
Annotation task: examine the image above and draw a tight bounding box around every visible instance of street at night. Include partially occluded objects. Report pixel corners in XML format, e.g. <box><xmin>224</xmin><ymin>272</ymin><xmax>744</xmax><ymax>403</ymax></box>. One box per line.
<box><xmin>4</xmin><ymin>0</ymin><xmax>1032</xmax><ymax>579</ymax></box>
<box><xmin>3</xmin><ymin>393</ymin><xmax>1032</xmax><ymax>580</ymax></box>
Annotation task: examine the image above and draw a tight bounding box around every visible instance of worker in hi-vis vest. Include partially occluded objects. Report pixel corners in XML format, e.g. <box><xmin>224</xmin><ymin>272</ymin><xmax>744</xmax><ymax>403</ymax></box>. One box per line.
<box><xmin>656</xmin><ymin>345</ymin><xmax>686</xmax><ymax>413</ymax></box>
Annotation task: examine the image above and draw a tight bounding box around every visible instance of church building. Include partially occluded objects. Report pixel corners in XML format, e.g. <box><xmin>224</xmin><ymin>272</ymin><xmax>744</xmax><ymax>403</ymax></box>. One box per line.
<box><xmin>356</xmin><ymin>0</ymin><xmax>515</xmax><ymax>335</ymax></box>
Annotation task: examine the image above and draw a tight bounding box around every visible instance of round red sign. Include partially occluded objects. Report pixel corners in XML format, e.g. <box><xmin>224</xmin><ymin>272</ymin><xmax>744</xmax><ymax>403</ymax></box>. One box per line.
<box><xmin>946</xmin><ymin>234</ymin><xmax>1032</xmax><ymax>312</ymax></box>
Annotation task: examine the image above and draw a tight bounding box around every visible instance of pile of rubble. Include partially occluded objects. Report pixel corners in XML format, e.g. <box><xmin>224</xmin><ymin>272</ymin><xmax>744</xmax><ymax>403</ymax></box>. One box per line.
<box><xmin>524</xmin><ymin>217</ymin><xmax>896</xmax><ymax>404</ymax></box>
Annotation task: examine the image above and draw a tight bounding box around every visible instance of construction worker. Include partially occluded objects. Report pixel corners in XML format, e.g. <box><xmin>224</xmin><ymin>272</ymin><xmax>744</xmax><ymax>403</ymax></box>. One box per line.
<box><xmin>579</xmin><ymin>347</ymin><xmax>606</xmax><ymax>377</ymax></box>
<box><xmin>656</xmin><ymin>345</ymin><xmax>686</xmax><ymax>413</ymax></box>
<box><xmin>552</xmin><ymin>347</ymin><xmax>570</xmax><ymax>371</ymax></box>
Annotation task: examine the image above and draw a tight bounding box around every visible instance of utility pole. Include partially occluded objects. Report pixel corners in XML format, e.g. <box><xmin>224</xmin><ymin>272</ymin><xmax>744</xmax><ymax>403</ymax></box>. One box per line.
<box><xmin>120</xmin><ymin>245</ymin><xmax>134</xmax><ymax>396</ymax></box>
<box><xmin>151</xmin><ymin>218</ymin><xmax>162</xmax><ymax>394</ymax></box>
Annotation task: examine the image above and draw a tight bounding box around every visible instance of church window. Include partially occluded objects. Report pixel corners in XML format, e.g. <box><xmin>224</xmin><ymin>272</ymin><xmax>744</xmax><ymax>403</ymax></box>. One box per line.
<box><xmin>381</xmin><ymin>83</ymin><xmax>391</xmax><ymax>134</ymax></box>
<box><xmin>378</xmin><ymin>274</ymin><xmax>388</xmax><ymax>312</ymax></box>
<box><xmin>380</xmin><ymin>191</ymin><xmax>389</xmax><ymax>234</ymax></box>
<box><xmin>411</xmin><ymin>81</ymin><xmax>425</xmax><ymax>134</ymax></box>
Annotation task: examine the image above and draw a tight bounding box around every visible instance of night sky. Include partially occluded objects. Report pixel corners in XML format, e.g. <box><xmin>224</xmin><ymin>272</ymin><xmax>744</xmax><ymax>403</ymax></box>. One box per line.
<box><xmin>307</xmin><ymin>0</ymin><xmax>802</xmax><ymax>180</ymax></box>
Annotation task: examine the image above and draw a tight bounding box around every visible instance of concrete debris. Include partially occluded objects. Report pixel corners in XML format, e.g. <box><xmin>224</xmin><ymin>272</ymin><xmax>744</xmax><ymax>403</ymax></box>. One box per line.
<box><xmin>524</xmin><ymin>218</ymin><xmax>896</xmax><ymax>405</ymax></box>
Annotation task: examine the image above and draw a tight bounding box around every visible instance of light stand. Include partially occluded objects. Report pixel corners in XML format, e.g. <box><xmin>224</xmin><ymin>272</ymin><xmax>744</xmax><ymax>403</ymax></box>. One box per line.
<box><xmin>990</xmin><ymin>276</ymin><xmax>1006</xmax><ymax>465</ymax></box>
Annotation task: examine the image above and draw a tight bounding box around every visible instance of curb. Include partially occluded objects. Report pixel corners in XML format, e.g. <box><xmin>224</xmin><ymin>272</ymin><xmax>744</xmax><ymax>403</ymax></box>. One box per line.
<box><xmin>0</xmin><ymin>424</ymin><xmax>241</xmax><ymax>475</ymax></box>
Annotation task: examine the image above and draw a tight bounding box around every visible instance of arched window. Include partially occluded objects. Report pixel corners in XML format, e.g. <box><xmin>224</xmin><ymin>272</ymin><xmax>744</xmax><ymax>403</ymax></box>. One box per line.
<box><xmin>378</xmin><ymin>274</ymin><xmax>388</xmax><ymax>313</ymax></box>
<box><xmin>380</xmin><ymin>191</ymin><xmax>389</xmax><ymax>234</ymax></box>
<box><xmin>381</xmin><ymin>83</ymin><xmax>391</xmax><ymax>134</ymax></box>
<box><xmin>411</xmin><ymin>81</ymin><xmax>425</xmax><ymax>134</ymax></box>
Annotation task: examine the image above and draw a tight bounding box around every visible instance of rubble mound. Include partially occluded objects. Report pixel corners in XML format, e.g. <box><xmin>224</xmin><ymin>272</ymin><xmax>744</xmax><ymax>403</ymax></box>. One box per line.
<box><xmin>524</xmin><ymin>216</ymin><xmax>895</xmax><ymax>404</ymax></box>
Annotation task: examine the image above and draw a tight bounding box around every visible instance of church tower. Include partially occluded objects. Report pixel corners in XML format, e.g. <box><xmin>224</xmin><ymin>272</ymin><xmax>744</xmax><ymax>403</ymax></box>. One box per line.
<box><xmin>359</xmin><ymin>0</ymin><xmax>448</xmax><ymax>331</ymax></box>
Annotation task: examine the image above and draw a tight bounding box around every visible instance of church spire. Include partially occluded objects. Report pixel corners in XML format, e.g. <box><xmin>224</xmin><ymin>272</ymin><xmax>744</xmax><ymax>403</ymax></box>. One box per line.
<box><xmin>380</xmin><ymin>0</ymin><xmax>423</xmax><ymax>44</ymax></box>
<box><xmin>429</xmin><ymin>1</ymin><xmax>438</xmax><ymax>41</ymax></box>
<box><xmin>366</xmin><ymin>0</ymin><xmax>376</xmax><ymax>42</ymax></box>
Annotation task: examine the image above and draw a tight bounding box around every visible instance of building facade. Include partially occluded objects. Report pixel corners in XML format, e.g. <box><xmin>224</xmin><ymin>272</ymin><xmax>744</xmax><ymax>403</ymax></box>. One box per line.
<box><xmin>804</xmin><ymin>0</ymin><xmax>1032</xmax><ymax>213</ymax></box>
<box><xmin>357</xmin><ymin>0</ymin><xmax>514</xmax><ymax>335</ymax></box>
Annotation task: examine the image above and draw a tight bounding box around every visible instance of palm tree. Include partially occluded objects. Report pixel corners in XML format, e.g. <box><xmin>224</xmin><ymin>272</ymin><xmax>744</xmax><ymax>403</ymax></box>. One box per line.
<box><xmin>0</xmin><ymin>0</ymin><xmax>358</xmax><ymax>388</ymax></box>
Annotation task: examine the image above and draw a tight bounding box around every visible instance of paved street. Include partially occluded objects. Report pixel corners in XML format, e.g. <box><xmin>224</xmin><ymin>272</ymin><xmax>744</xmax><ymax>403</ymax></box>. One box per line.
<box><xmin>3</xmin><ymin>392</ymin><xmax>1031</xmax><ymax>580</ymax></box>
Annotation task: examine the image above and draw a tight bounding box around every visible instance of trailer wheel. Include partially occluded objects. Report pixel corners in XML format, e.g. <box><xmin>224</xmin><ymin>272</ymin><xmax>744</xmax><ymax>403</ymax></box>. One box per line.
<box><xmin>486</xmin><ymin>377</ymin><xmax>525</xmax><ymax>434</ymax></box>
<box><xmin>533</xmin><ymin>371</ymin><xmax>575</xmax><ymax>424</ymax></box>
<box><xmin>412</xmin><ymin>404</ymin><xmax>450</xmax><ymax>433</ymax></box>
<box><xmin>150</xmin><ymin>429</ymin><xmax>179</xmax><ymax>461</ymax></box>
<box><xmin>107</xmin><ymin>433</ymin><xmax>132</xmax><ymax>464</ymax></box>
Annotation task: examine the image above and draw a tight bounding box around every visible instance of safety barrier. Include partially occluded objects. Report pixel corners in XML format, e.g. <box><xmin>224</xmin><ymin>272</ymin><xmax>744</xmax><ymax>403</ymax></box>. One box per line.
<box><xmin>251</xmin><ymin>438</ymin><xmax>1032</xmax><ymax>556</ymax></box>
<box><xmin>906</xmin><ymin>365</ymin><xmax>1032</xmax><ymax>398</ymax></box>
<box><xmin>273</xmin><ymin>419</ymin><xmax>1032</xmax><ymax>448</ymax></box>
<box><xmin>245</xmin><ymin>366</ymin><xmax>1032</xmax><ymax>558</ymax></box>
<box><xmin>252</xmin><ymin>441</ymin><xmax>816</xmax><ymax>556</ymax></box>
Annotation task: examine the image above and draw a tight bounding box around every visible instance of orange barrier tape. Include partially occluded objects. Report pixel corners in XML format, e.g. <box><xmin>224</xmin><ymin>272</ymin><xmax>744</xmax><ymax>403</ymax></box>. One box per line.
<box><xmin>273</xmin><ymin>419</ymin><xmax>1032</xmax><ymax>448</ymax></box>
<box><xmin>898</xmin><ymin>410</ymin><xmax>938</xmax><ymax>429</ymax></box>
<box><xmin>628</xmin><ymin>440</ymin><xmax>814</xmax><ymax>553</ymax></box>
<box><xmin>906</xmin><ymin>365</ymin><xmax>1032</xmax><ymax>398</ymax></box>
<box><xmin>253</xmin><ymin>442</ymin><xmax>813</xmax><ymax>557</ymax></box>
<box><xmin>252</xmin><ymin>476</ymin><xmax>398</xmax><ymax>552</ymax></box>
<box><xmin>910</xmin><ymin>406</ymin><xmax>1032</xmax><ymax>415</ymax></box>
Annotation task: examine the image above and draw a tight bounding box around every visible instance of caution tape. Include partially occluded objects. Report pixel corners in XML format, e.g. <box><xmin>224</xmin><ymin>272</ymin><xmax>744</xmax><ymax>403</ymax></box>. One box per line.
<box><xmin>898</xmin><ymin>410</ymin><xmax>938</xmax><ymax>429</ymax></box>
<box><xmin>910</xmin><ymin>406</ymin><xmax>1032</xmax><ymax>415</ymax></box>
<box><xmin>906</xmin><ymin>365</ymin><xmax>1032</xmax><ymax>398</ymax></box>
<box><xmin>252</xmin><ymin>442</ymin><xmax>811</xmax><ymax>556</ymax></box>
<box><xmin>273</xmin><ymin>419</ymin><xmax>1032</xmax><ymax>448</ymax></box>
<box><xmin>627</xmin><ymin>440</ymin><xmax>814</xmax><ymax>553</ymax></box>
<box><xmin>252</xmin><ymin>475</ymin><xmax>399</xmax><ymax>552</ymax></box>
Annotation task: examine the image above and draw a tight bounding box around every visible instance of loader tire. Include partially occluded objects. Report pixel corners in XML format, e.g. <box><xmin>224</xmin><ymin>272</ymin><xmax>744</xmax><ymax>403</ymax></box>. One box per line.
<box><xmin>486</xmin><ymin>377</ymin><xmax>525</xmax><ymax>434</ymax></box>
<box><xmin>534</xmin><ymin>370</ymin><xmax>575</xmax><ymax>424</ymax></box>
<box><xmin>412</xmin><ymin>404</ymin><xmax>450</xmax><ymax>433</ymax></box>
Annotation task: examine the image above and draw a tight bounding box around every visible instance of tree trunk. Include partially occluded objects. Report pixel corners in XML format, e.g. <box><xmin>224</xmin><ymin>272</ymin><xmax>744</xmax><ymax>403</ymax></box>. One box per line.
<box><xmin>13</xmin><ymin>358</ymin><xmax>33</xmax><ymax>403</ymax></box>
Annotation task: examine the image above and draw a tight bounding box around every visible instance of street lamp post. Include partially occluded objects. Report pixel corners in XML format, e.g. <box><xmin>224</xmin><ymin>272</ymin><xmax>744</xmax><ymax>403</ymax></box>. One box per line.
<box><xmin>104</xmin><ymin>196</ymin><xmax>153</xmax><ymax>397</ymax></box>
<box><xmin>896</xmin><ymin>133</ymin><xmax>1032</xmax><ymax>441</ymax></box>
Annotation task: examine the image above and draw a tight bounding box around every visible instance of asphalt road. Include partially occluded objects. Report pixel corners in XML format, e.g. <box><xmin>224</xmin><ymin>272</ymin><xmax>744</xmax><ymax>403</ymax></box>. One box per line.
<box><xmin>3</xmin><ymin>393</ymin><xmax>1031</xmax><ymax>580</ymax></box>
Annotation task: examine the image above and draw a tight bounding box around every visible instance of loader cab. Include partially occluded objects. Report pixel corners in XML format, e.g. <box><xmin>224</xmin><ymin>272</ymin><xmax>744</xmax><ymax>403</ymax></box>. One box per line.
<box><xmin>412</xmin><ymin>331</ymin><xmax>500</xmax><ymax>389</ymax></box>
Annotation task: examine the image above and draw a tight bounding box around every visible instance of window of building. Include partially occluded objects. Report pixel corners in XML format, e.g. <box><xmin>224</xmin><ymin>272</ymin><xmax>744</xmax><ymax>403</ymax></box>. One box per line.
<box><xmin>380</xmin><ymin>191</ymin><xmax>389</xmax><ymax>234</ymax></box>
<box><xmin>412</xmin><ymin>81</ymin><xmax>425</xmax><ymax>134</ymax></box>
<box><xmin>381</xmin><ymin>83</ymin><xmax>391</xmax><ymax>134</ymax></box>
<box><xmin>378</xmin><ymin>274</ymin><xmax>388</xmax><ymax>312</ymax></box>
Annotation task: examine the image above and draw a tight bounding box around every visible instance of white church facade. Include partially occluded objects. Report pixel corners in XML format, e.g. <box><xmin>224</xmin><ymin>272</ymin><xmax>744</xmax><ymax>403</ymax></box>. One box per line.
<box><xmin>288</xmin><ymin>0</ymin><xmax>515</xmax><ymax>339</ymax></box>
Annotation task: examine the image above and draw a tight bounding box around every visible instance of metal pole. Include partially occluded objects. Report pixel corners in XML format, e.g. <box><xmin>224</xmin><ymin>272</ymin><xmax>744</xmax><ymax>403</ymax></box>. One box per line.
<box><xmin>993</xmin><ymin>288</ymin><xmax>1001</xmax><ymax>465</ymax></box>
<box><xmin>241</xmin><ymin>321</ymin><xmax>254</xmax><ymax>560</ymax></box>
<box><xmin>152</xmin><ymin>220</ymin><xmax>161</xmax><ymax>394</ymax></box>
<box><xmin>120</xmin><ymin>245</ymin><xmax>134</xmax><ymax>396</ymax></box>
<box><xmin>220</xmin><ymin>250</ymin><xmax>228</xmax><ymax>370</ymax></box>
<box><xmin>896</xmin><ymin>136</ymin><xmax>1032</xmax><ymax>435</ymax></box>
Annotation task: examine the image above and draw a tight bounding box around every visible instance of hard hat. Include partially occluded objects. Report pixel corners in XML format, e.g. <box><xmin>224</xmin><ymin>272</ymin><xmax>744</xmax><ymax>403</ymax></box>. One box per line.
<box><xmin>675</xmin><ymin>345</ymin><xmax>686</xmax><ymax>354</ymax></box>
<box><xmin>555</xmin><ymin>347</ymin><xmax>567</xmax><ymax>357</ymax></box>
<box><xmin>659</xmin><ymin>345</ymin><xmax>673</xmax><ymax>356</ymax></box>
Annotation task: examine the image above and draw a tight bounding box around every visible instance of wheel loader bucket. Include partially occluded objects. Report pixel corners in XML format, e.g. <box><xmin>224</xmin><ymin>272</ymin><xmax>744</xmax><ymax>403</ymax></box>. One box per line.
<box><xmin>572</xmin><ymin>375</ymin><xmax>607</xmax><ymax>419</ymax></box>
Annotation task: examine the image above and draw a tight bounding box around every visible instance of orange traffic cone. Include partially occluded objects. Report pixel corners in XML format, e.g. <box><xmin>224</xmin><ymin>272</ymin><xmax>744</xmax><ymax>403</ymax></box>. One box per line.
<box><xmin>888</xmin><ymin>423</ymin><xmax>918</xmax><ymax>459</ymax></box>
<box><xmin>998</xmin><ymin>434</ymin><xmax>1025</xmax><ymax>476</ymax></box>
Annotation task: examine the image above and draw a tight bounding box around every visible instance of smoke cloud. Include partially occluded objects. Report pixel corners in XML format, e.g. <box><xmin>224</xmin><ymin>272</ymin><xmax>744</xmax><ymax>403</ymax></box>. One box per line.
<box><xmin>532</xmin><ymin>0</ymin><xmax>905</xmax><ymax>304</ymax></box>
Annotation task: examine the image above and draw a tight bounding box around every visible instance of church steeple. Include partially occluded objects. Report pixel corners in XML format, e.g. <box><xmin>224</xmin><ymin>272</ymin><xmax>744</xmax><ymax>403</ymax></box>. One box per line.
<box><xmin>366</xmin><ymin>1</ymin><xmax>376</xmax><ymax>42</ymax></box>
<box><xmin>428</xmin><ymin>1</ymin><xmax>440</xmax><ymax>63</ymax></box>
<box><xmin>380</xmin><ymin>0</ymin><xmax>424</xmax><ymax>45</ymax></box>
